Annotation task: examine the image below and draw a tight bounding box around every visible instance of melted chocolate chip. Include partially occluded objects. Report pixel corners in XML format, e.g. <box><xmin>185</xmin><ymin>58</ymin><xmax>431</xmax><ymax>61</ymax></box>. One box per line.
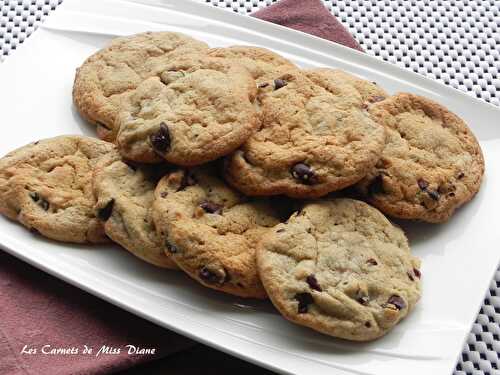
<box><xmin>160</xmin><ymin>191</ymin><xmax>168</xmax><ymax>198</ymax></box>
<box><xmin>457</xmin><ymin>172</ymin><xmax>465</xmax><ymax>179</ymax></box>
<box><xmin>291</xmin><ymin>163</ymin><xmax>316</xmax><ymax>184</ymax></box>
<box><xmin>427</xmin><ymin>190</ymin><xmax>440</xmax><ymax>201</ymax></box>
<box><xmin>200</xmin><ymin>201</ymin><xmax>222</xmax><ymax>214</ymax></box>
<box><xmin>367</xmin><ymin>174</ymin><xmax>384</xmax><ymax>195</ymax></box>
<box><xmin>306</xmin><ymin>275</ymin><xmax>322</xmax><ymax>292</ymax></box>
<box><xmin>417</xmin><ymin>178</ymin><xmax>429</xmax><ymax>190</ymax></box>
<box><xmin>38</xmin><ymin>199</ymin><xmax>49</xmax><ymax>211</ymax></box>
<box><xmin>365</xmin><ymin>321</ymin><xmax>372</xmax><ymax>328</ymax></box>
<box><xmin>407</xmin><ymin>272</ymin><xmax>415</xmax><ymax>281</ymax></box>
<box><xmin>199</xmin><ymin>267</ymin><xmax>225</xmax><ymax>285</ymax></box>
<box><xmin>177</xmin><ymin>171</ymin><xmax>197</xmax><ymax>192</ymax></box>
<box><xmin>150</xmin><ymin>123</ymin><xmax>171</xmax><ymax>154</ymax></box>
<box><xmin>274</xmin><ymin>79</ymin><xmax>287</xmax><ymax>90</ymax></box>
<box><xmin>276</xmin><ymin>228</ymin><xmax>285</xmax><ymax>233</ymax></box>
<box><xmin>387</xmin><ymin>295</ymin><xmax>406</xmax><ymax>310</ymax></box>
<box><xmin>29</xmin><ymin>192</ymin><xmax>40</xmax><ymax>202</ymax></box>
<box><xmin>413</xmin><ymin>268</ymin><xmax>421</xmax><ymax>279</ymax></box>
<box><xmin>366</xmin><ymin>258</ymin><xmax>378</xmax><ymax>266</ymax></box>
<box><xmin>165</xmin><ymin>241</ymin><xmax>178</xmax><ymax>254</ymax></box>
<box><xmin>357</xmin><ymin>296</ymin><xmax>370</xmax><ymax>305</ymax></box>
<box><xmin>98</xmin><ymin>199</ymin><xmax>115</xmax><ymax>221</ymax></box>
<box><xmin>258</xmin><ymin>82</ymin><xmax>269</xmax><ymax>88</ymax></box>
<box><xmin>295</xmin><ymin>292</ymin><xmax>314</xmax><ymax>313</ymax></box>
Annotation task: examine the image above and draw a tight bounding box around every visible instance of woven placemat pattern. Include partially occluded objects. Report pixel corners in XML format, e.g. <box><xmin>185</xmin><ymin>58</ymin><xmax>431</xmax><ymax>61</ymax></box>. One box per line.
<box><xmin>0</xmin><ymin>1</ymin><xmax>499</xmax><ymax>374</ymax></box>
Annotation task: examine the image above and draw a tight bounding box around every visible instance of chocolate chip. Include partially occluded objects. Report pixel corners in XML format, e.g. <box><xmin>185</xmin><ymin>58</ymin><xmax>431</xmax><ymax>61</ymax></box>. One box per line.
<box><xmin>427</xmin><ymin>190</ymin><xmax>440</xmax><ymax>201</ymax></box>
<box><xmin>357</xmin><ymin>296</ymin><xmax>370</xmax><ymax>305</ymax></box>
<box><xmin>177</xmin><ymin>171</ymin><xmax>197</xmax><ymax>192</ymax></box>
<box><xmin>98</xmin><ymin>199</ymin><xmax>115</xmax><ymax>221</ymax></box>
<box><xmin>457</xmin><ymin>172</ymin><xmax>465</xmax><ymax>179</ymax></box>
<box><xmin>367</xmin><ymin>174</ymin><xmax>384</xmax><ymax>195</ymax></box>
<box><xmin>366</xmin><ymin>258</ymin><xmax>378</xmax><ymax>266</ymax></box>
<box><xmin>407</xmin><ymin>272</ymin><xmax>415</xmax><ymax>281</ymax></box>
<box><xmin>365</xmin><ymin>321</ymin><xmax>372</xmax><ymax>328</ymax></box>
<box><xmin>306</xmin><ymin>275</ymin><xmax>322</xmax><ymax>292</ymax></box>
<box><xmin>276</xmin><ymin>228</ymin><xmax>285</xmax><ymax>233</ymax></box>
<box><xmin>258</xmin><ymin>82</ymin><xmax>269</xmax><ymax>88</ymax></box>
<box><xmin>417</xmin><ymin>178</ymin><xmax>429</xmax><ymax>190</ymax></box>
<box><xmin>200</xmin><ymin>201</ymin><xmax>222</xmax><ymax>214</ymax></box>
<box><xmin>295</xmin><ymin>292</ymin><xmax>314</xmax><ymax>313</ymax></box>
<box><xmin>29</xmin><ymin>192</ymin><xmax>40</xmax><ymax>202</ymax></box>
<box><xmin>33</xmin><ymin>141</ymin><xmax>39</xmax><ymax>145</ymax></box>
<box><xmin>165</xmin><ymin>241</ymin><xmax>178</xmax><ymax>254</ymax></box>
<box><xmin>413</xmin><ymin>268</ymin><xmax>421</xmax><ymax>279</ymax></box>
<box><xmin>199</xmin><ymin>267</ymin><xmax>225</xmax><ymax>285</ymax></box>
<box><xmin>150</xmin><ymin>123</ymin><xmax>171</xmax><ymax>154</ymax></box>
<box><xmin>38</xmin><ymin>199</ymin><xmax>49</xmax><ymax>211</ymax></box>
<box><xmin>386</xmin><ymin>295</ymin><xmax>406</xmax><ymax>310</ymax></box>
<box><xmin>448</xmin><ymin>192</ymin><xmax>456</xmax><ymax>197</ymax></box>
<box><xmin>291</xmin><ymin>163</ymin><xmax>316</xmax><ymax>184</ymax></box>
<box><xmin>274</xmin><ymin>79</ymin><xmax>287</xmax><ymax>90</ymax></box>
<box><xmin>160</xmin><ymin>191</ymin><xmax>168</xmax><ymax>198</ymax></box>
<box><xmin>371</xmin><ymin>81</ymin><xmax>378</xmax><ymax>85</ymax></box>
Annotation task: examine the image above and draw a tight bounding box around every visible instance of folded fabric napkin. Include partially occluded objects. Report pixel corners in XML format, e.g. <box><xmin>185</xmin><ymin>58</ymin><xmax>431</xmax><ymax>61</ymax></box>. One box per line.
<box><xmin>0</xmin><ymin>0</ymin><xmax>363</xmax><ymax>374</ymax></box>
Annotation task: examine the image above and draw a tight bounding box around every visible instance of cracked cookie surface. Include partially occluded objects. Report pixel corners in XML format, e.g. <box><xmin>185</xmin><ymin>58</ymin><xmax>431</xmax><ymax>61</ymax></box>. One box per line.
<box><xmin>257</xmin><ymin>198</ymin><xmax>421</xmax><ymax>341</ymax></box>
<box><xmin>73</xmin><ymin>32</ymin><xmax>209</xmax><ymax>141</ymax></box>
<box><xmin>116</xmin><ymin>54</ymin><xmax>259</xmax><ymax>166</ymax></box>
<box><xmin>0</xmin><ymin>136</ymin><xmax>115</xmax><ymax>243</ymax></box>
<box><xmin>207</xmin><ymin>46</ymin><xmax>298</xmax><ymax>84</ymax></box>
<box><xmin>305</xmin><ymin>68</ymin><xmax>388</xmax><ymax>105</ymax></box>
<box><xmin>356</xmin><ymin>93</ymin><xmax>484</xmax><ymax>223</ymax></box>
<box><xmin>224</xmin><ymin>70</ymin><xmax>386</xmax><ymax>198</ymax></box>
<box><xmin>152</xmin><ymin>165</ymin><xmax>289</xmax><ymax>298</ymax></box>
<box><xmin>93</xmin><ymin>150</ymin><xmax>177</xmax><ymax>269</ymax></box>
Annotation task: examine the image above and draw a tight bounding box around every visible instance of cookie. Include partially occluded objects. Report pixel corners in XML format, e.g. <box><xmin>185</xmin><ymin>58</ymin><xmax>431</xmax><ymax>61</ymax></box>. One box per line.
<box><xmin>93</xmin><ymin>151</ymin><xmax>177</xmax><ymax>269</ymax></box>
<box><xmin>305</xmin><ymin>68</ymin><xmax>389</xmax><ymax>104</ymax></box>
<box><xmin>257</xmin><ymin>198</ymin><xmax>421</xmax><ymax>341</ymax></box>
<box><xmin>224</xmin><ymin>70</ymin><xmax>386</xmax><ymax>198</ymax></box>
<box><xmin>207</xmin><ymin>46</ymin><xmax>298</xmax><ymax>84</ymax></box>
<box><xmin>116</xmin><ymin>54</ymin><xmax>259</xmax><ymax>166</ymax></box>
<box><xmin>73</xmin><ymin>32</ymin><xmax>209</xmax><ymax>141</ymax></box>
<box><xmin>152</xmin><ymin>166</ymin><xmax>289</xmax><ymax>298</ymax></box>
<box><xmin>356</xmin><ymin>93</ymin><xmax>485</xmax><ymax>223</ymax></box>
<box><xmin>0</xmin><ymin>136</ymin><xmax>115</xmax><ymax>243</ymax></box>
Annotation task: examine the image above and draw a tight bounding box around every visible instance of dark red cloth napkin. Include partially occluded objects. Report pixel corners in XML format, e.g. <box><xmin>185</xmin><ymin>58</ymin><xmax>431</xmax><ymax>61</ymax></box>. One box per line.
<box><xmin>0</xmin><ymin>1</ymin><xmax>363</xmax><ymax>374</ymax></box>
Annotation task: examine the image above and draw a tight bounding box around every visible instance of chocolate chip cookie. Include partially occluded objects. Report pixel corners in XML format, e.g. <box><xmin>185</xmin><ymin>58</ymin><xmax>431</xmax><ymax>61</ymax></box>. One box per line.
<box><xmin>116</xmin><ymin>54</ymin><xmax>259</xmax><ymax>166</ymax></box>
<box><xmin>73</xmin><ymin>32</ymin><xmax>209</xmax><ymax>141</ymax></box>
<box><xmin>0</xmin><ymin>136</ymin><xmax>115</xmax><ymax>243</ymax></box>
<box><xmin>207</xmin><ymin>46</ymin><xmax>298</xmax><ymax>84</ymax></box>
<box><xmin>93</xmin><ymin>151</ymin><xmax>177</xmax><ymax>269</ymax></box>
<box><xmin>257</xmin><ymin>198</ymin><xmax>422</xmax><ymax>341</ymax></box>
<box><xmin>357</xmin><ymin>93</ymin><xmax>484</xmax><ymax>223</ymax></box>
<box><xmin>152</xmin><ymin>166</ymin><xmax>289</xmax><ymax>298</ymax></box>
<box><xmin>224</xmin><ymin>70</ymin><xmax>386</xmax><ymax>198</ymax></box>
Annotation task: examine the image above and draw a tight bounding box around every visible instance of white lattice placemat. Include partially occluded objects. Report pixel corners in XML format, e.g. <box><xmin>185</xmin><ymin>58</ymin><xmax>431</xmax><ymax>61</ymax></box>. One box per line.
<box><xmin>0</xmin><ymin>1</ymin><xmax>499</xmax><ymax>374</ymax></box>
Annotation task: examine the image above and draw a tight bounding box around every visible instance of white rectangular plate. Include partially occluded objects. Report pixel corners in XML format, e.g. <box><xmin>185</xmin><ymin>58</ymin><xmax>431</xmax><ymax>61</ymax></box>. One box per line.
<box><xmin>0</xmin><ymin>0</ymin><xmax>499</xmax><ymax>374</ymax></box>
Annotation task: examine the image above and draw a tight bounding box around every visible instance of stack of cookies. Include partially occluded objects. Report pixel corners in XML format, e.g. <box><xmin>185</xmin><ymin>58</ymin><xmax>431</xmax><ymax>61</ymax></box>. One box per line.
<box><xmin>0</xmin><ymin>32</ymin><xmax>485</xmax><ymax>342</ymax></box>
